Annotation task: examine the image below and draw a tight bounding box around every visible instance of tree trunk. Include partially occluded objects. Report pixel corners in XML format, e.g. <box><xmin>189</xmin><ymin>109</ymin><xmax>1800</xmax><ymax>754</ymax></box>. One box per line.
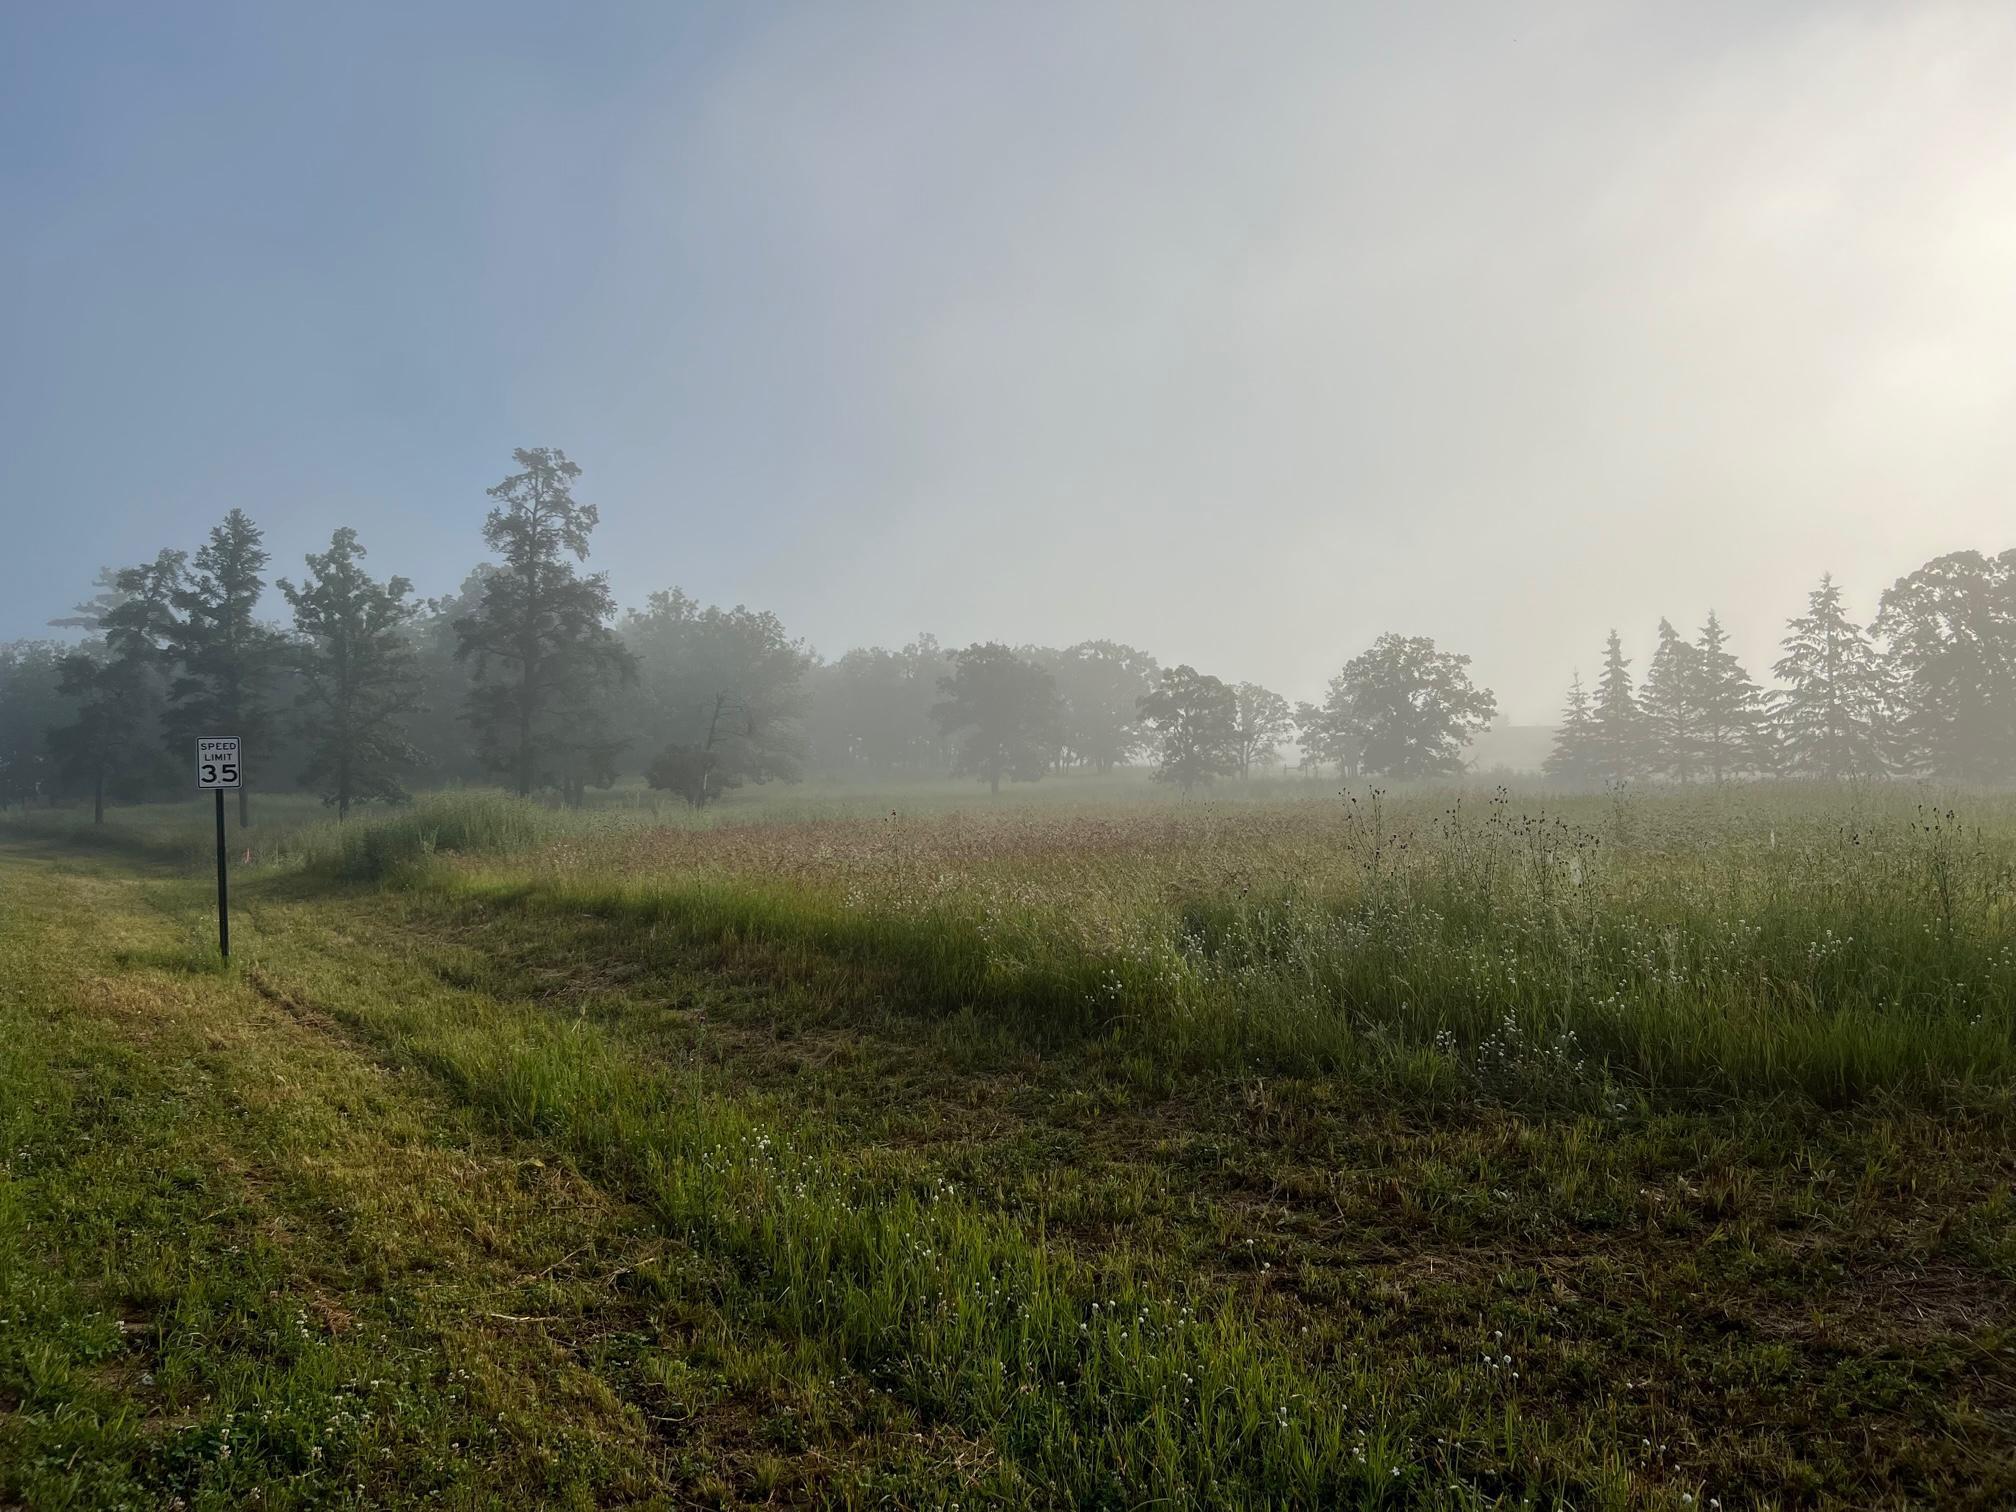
<box><xmin>93</xmin><ymin>768</ymin><xmax>104</xmax><ymax>825</ymax></box>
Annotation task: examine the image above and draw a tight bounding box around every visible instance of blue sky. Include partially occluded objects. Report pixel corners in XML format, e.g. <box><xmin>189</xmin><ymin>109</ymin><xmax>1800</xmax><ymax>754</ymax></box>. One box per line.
<box><xmin>6</xmin><ymin>3</ymin><xmax>2016</xmax><ymax>720</ymax></box>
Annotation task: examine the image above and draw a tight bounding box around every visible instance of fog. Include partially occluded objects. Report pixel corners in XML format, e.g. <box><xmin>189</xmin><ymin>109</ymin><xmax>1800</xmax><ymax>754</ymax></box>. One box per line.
<box><xmin>6</xmin><ymin>2</ymin><xmax>2016</xmax><ymax>725</ymax></box>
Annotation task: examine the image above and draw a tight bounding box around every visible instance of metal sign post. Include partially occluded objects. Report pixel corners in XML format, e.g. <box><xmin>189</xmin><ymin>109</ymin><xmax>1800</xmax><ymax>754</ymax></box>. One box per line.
<box><xmin>196</xmin><ymin>737</ymin><xmax>241</xmax><ymax>959</ymax></box>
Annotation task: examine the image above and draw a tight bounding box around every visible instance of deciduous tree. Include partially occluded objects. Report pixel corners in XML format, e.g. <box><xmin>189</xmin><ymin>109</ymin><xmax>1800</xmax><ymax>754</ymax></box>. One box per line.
<box><xmin>1050</xmin><ymin>640</ymin><xmax>1159</xmax><ymax>773</ymax></box>
<box><xmin>622</xmin><ymin>588</ymin><xmax>810</xmax><ymax>796</ymax></box>
<box><xmin>1311</xmin><ymin>634</ymin><xmax>1495</xmax><ymax>780</ymax></box>
<box><xmin>932</xmin><ymin>643</ymin><xmax>1061</xmax><ymax>795</ymax></box>
<box><xmin>47</xmin><ymin>550</ymin><xmax>185</xmax><ymax>820</ymax></box>
<box><xmin>1872</xmin><ymin>549</ymin><xmax>2016</xmax><ymax>782</ymax></box>
<box><xmin>1228</xmin><ymin>681</ymin><xmax>1293</xmax><ymax>778</ymax></box>
<box><xmin>1138</xmin><ymin>665</ymin><xmax>1239</xmax><ymax>792</ymax></box>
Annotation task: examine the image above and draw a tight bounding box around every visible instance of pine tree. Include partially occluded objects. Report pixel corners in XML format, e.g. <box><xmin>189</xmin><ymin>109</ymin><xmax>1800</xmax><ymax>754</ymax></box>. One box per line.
<box><xmin>1543</xmin><ymin>671</ymin><xmax>1597</xmax><ymax>786</ymax></box>
<box><xmin>454</xmin><ymin>448</ymin><xmax>634</xmax><ymax>800</ymax></box>
<box><xmin>278</xmin><ymin>528</ymin><xmax>423</xmax><ymax>818</ymax></box>
<box><xmin>1692</xmin><ymin>611</ymin><xmax>1774</xmax><ymax>781</ymax></box>
<box><xmin>1588</xmin><ymin>629</ymin><xmax>1647</xmax><ymax>783</ymax></box>
<box><xmin>1772</xmin><ymin>573</ymin><xmax>1896</xmax><ymax>779</ymax></box>
<box><xmin>1640</xmin><ymin>618</ymin><xmax>1701</xmax><ymax>781</ymax></box>
<box><xmin>46</xmin><ymin>567</ymin><xmax>136</xmax><ymax>634</ymax></box>
<box><xmin>167</xmin><ymin>511</ymin><xmax>286</xmax><ymax>826</ymax></box>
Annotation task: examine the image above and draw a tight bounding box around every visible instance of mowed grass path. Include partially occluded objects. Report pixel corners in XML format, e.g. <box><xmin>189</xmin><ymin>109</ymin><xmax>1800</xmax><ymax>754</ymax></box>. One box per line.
<box><xmin>3</xmin><ymin>825</ymin><xmax>2015</xmax><ymax>1507</ymax></box>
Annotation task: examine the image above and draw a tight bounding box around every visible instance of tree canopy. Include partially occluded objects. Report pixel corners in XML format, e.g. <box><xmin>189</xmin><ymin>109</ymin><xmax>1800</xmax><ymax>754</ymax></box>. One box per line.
<box><xmin>932</xmin><ymin>643</ymin><xmax>1061</xmax><ymax>795</ymax></box>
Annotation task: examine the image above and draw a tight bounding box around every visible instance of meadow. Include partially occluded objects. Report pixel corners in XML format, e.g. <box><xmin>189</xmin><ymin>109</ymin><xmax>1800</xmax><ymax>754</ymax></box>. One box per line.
<box><xmin>2</xmin><ymin>776</ymin><xmax>2012</xmax><ymax>1508</ymax></box>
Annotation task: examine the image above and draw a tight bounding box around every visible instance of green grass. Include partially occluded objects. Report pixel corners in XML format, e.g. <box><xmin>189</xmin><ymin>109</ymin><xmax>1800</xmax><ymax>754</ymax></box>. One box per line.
<box><xmin>4</xmin><ymin>777</ymin><xmax>2015</xmax><ymax>1506</ymax></box>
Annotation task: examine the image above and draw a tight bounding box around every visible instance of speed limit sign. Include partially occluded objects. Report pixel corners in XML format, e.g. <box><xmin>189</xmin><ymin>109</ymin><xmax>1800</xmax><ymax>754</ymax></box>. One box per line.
<box><xmin>197</xmin><ymin>736</ymin><xmax>241</xmax><ymax>789</ymax></box>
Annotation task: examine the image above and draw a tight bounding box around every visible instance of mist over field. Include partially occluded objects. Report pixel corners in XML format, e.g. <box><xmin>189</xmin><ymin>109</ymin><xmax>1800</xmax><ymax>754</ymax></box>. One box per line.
<box><xmin>7</xmin><ymin>2</ymin><xmax>2016</xmax><ymax>729</ymax></box>
<box><xmin>7</xmin><ymin>7</ymin><xmax>2016</xmax><ymax>1511</ymax></box>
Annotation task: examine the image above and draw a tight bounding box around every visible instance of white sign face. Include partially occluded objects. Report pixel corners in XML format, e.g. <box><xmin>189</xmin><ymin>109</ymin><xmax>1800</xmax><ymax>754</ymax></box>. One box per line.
<box><xmin>196</xmin><ymin>737</ymin><xmax>241</xmax><ymax>789</ymax></box>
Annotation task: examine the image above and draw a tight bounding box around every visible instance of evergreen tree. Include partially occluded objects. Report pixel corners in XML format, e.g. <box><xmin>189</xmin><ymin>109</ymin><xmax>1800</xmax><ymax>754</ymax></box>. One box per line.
<box><xmin>46</xmin><ymin>567</ymin><xmax>136</xmax><ymax>634</ymax></box>
<box><xmin>1640</xmin><ymin>618</ymin><xmax>1701</xmax><ymax>781</ymax></box>
<box><xmin>1138</xmin><ymin>665</ymin><xmax>1240</xmax><ymax>792</ymax></box>
<box><xmin>1543</xmin><ymin>671</ymin><xmax>1598</xmax><ymax>786</ymax></box>
<box><xmin>167</xmin><ymin>511</ymin><xmax>286</xmax><ymax>826</ymax></box>
<box><xmin>48</xmin><ymin>551</ymin><xmax>185</xmax><ymax>820</ymax></box>
<box><xmin>931</xmin><ymin>643</ymin><xmax>1061</xmax><ymax>795</ymax></box>
<box><xmin>1588</xmin><ymin>629</ymin><xmax>1647</xmax><ymax>783</ymax></box>
<box><xmin>454</xmin><ymin>448</ymin><xmax>634</xmax><ymax>800</ymax></box>
<box><xmin>278</xmin><ymin>528</ymin><xmax>423</xmax><ymax>818</ymax></box>
<box><xmin>1692</xmin><ymin>610</ymin><xmax>1774</xmax><ymax>781</ymax></box>
<box><xmin>1228</xmin><ymin>681</ymin><xmax>1294</xmax><ymax>778</ymax></box>
<box><xmin>1771</xmin><ymin>573</ymin><xmax>1896</xmax><ymax>779</ymax></box>
<box><xmin>1871</xmin><ymin>549</ymin><xmax>2016</xmax><ymax>783</ymax></box>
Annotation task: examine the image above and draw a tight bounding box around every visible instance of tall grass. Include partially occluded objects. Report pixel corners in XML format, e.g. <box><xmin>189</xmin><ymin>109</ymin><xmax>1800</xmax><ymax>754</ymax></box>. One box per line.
<box><xmin>397</xmin><ymin>999</ymin><xmax>1420</xmax><ymax>1506</ymax></box>
<box><xmin>34</xmin><ymin>781</ymin><xmax>2015</xmax><ymax>1109</ymax></box>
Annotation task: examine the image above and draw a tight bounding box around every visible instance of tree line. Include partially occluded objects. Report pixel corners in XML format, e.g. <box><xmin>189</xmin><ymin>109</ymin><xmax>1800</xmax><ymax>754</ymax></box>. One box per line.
<box><xmin>1545</xmin><ymin>556</ymin><xmax>2016</xmax><ymax>786</ymax></box>
<box><xmin>2</xmin><ymin>449</ymin><xmax>2012</xmax><ymax>817</ymax></box>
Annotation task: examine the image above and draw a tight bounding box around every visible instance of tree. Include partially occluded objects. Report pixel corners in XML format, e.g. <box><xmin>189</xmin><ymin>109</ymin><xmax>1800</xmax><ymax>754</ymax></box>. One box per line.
<box><xmin>1692</xmin><ymin>610</ymin><xmax>1775</xmax><ymax>781</ymax></box>
<box><xmin>621</xmin><ymin>588</ymin><xmax>811</xmax><ymax>797</ymax></box>
<box><xmin>277</xmin><ymin>528</ymin><xmax>423</xmax><ymax>819</ymax></box>
<box><xmin>1310</xmin><ymin>634</ymin><xmax>1495</xmax><ymax>780</ymax></box>
<box><xmin>1049</xmin><ymin>640</ymin><xmax>1159</xmax><ymax>772</ymax></box>
<box><xmin>1640</xmin><ymin>618</ymin><xmax>1702</xmax><ymax>781</ymax></box>
<box><xmin>43</xmin><ymin>551</ymin><xmax>186</xmax><ymax>820</ymax></box>
<box><xmin>0</xmin><ymin>642</ymin><xmax>70</xmax><ymax>810</ymax></box>
<box><xmin>1138</xmin><ymin>665</ymin><xmax>1239</xmax><ymax>792</ymax></box>
<box><xmin>403</xmin><ymin>566</ymin><xmax>494</xmax><ymax>787</ymax></box>
<box><xmin>167</xmin><ymin>511</ymin><xmax>286</xmax><ymax>826</ymax></box>
<box><xmin>454</xmin><ymin>448</ymin><xmax>635</xmax><ymax>800</ymax></box>
<box><xmin>1543</xmin><ymin>671</ymin><xmax>1598</xmax><ymax>787</ymax></box>
<box><xmin>931</xmin><ymin>643</ymin><xmax>1061</xmax><ymax>795</ymax></box>
<box><xmin>1771</xmin><ymin>574</ymin><xmax>1896</xmax><ymax>780</ymax></box>
<box><xmin>645</xmin><ymin>739</ymin><xmax>720</xmax><ymax>808</ymax></box>
<box><xmin>1294</xmin><ymin>700</ymin><xmax>1361</xmax><ymax>777</ymax></box>
<box><xmin>1587</xmin><ymin>629</ymin><xmax>1647</xmax><ymax>783</ymax></box>
<box><xmin>1228</xmin><ymin>681</ymin><xmax>1293</xmax><ymax>778</ymax></box>
<box><xmin>1872</xmin><ymin>549</ymin><xmax>2016</xmax><ymax>783</ymax></box>
<box><xmin>805</xmin><ymin>635</ymin><xmax>955</xmax><ymax>778</ymax></box>
<box><xmin>47</xmin><ymin>566</ymin><xmax>136</xmax><ymax>634</ymax></box>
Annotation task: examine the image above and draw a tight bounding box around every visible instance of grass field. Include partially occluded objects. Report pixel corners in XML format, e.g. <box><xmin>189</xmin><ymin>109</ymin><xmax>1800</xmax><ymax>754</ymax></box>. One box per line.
<box><xmin>2</xmin><ymin>777</ymin><xmax>2013</xmax><ymax>1508</ymax></box>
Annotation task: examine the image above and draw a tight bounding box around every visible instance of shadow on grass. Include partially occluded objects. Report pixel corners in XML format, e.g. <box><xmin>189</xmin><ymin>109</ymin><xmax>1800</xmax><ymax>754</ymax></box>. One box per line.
<box><xmin>110</xmin><ymin>943</ymin><xmax>233</xmax><ymax>976</ymax></box>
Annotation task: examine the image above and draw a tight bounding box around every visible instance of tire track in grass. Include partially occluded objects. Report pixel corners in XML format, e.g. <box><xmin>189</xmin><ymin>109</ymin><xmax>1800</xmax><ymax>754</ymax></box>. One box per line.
<box><xmin>234</xmin><ymin>885</ymin><xmax>1508</xmax><ymax>1509</ymax></box>
<box><xmin>0</xmin><ymin>844</ymin><xmax>966</xmax><ymax>1508</ymax></box>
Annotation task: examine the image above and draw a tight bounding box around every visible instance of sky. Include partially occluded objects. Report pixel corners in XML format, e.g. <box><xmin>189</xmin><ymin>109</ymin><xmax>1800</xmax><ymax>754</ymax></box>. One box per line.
<box><xmin>5</xmin><ymin>2</ymin><xmax>2016</xmax><ymax>723</ymax></box>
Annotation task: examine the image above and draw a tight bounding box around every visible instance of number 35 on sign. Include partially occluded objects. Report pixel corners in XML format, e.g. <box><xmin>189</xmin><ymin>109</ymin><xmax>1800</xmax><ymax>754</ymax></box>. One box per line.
<box><xmin>197</xmin><ymin>737</ymin><xmax>241</xmax><ymax>789</ymax></box>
